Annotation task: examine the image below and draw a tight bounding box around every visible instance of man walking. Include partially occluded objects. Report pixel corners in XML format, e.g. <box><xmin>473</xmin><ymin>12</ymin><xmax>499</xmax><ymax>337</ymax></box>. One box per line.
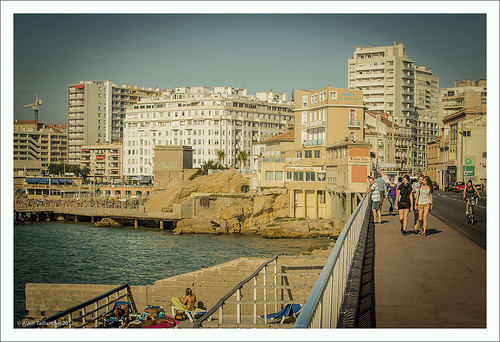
<box><xmin>364</xmin><ymin>176</ymin><xmax>382</xmax><ymax>224</ymax></box>
<box><xmin>375</xmin><ymin>175</ymin><xmax>386</xmax><ymax>210</ymax></box>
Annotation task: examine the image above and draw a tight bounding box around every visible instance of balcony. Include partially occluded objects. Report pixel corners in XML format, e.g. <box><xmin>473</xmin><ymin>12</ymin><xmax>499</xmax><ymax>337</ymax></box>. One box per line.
<box><xmin>347</xmin><ymin>119</ymin><xmax>361</xmax><ymax>129</ymax></box>
<box><xmin>303</xmin><ymin>139</ymin><xmax>324</xmax><ymax>146</ymax></box>
<box><xmin>305</xmin><ymin>120</ymin><xmax>326</xmax><ymax>129</ymax></box>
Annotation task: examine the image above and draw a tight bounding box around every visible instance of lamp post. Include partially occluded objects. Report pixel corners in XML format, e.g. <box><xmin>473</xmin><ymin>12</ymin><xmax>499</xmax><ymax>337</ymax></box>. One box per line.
<box><xmin>459</xmin><ymin>130</ymin><xmax>469</xmax><ymax>182</ymax></box>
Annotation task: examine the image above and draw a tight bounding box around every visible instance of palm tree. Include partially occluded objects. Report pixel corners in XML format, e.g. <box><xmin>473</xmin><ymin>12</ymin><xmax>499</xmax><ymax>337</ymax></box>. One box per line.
<box><xmin>216</xmin><ymin>150</ymin><xmax>225</xmax><ymax>167</ymax></box>
<box><xmin>236</xmin><ymin>151</ymin><xmax>248</xmax><ymax>172</ymax></box>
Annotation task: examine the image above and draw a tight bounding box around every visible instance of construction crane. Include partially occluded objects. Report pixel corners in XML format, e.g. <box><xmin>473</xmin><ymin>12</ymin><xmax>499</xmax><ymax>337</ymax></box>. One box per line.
<box><xmin>23</xmin><ymin>94</ymin><xmax>43</xmax><ymax>129</ymax></box>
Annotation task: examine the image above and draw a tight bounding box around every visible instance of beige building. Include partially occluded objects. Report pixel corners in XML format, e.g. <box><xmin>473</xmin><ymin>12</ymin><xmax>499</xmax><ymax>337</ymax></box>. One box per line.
<box><xmin>13</xmin><ymin>120</ymin><xmax>67</xmax><ymax>176</ymax></box>
<box><xmin>439</xmin><ymin>79</ymin><xmax>487</xmax><ymax>130</ymax></box>
<box><xmin>326</xmin><ymin>141</ymin><xmax>371</xmax><ymax>227</ymax></box>
<box><xmin>258</xmin><ymin>86</ymin><xmax>366</xmax><ymax>220</ymax></box>
<box><xmin>80</xmin><ymin>143</ymin><xmax>123</xmax><ymax>183</ymax></box>
<box><xmin>427</xmin><ymin>136</ymin><xmax>441</xmax><ymax>187</ymax></box>
<box><xmin>364</xmin><ymin>111</ymin><xmax>412</xmax><ymax>175</ymax></box>
<box><xmin>67</xmin><ymin>80</ymin><xmax>162</xmax><ymax>165</ymax></box>
<box><xmin>441</xmin><ymin>108</ymin><xmax>486</xmax><ymax>187</ymax></box>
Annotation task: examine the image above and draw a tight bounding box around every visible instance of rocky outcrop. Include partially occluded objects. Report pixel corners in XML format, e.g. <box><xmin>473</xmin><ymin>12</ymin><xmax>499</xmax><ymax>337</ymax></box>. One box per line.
<box><xmin>144</xmin><ymin>169</ymin><xmax>249</xmax><ymax>212</ymax></box>
<box><xmin>94</xmin><ymin>217</ymin><xmax>121</xmax><ymax>227</ymax></box>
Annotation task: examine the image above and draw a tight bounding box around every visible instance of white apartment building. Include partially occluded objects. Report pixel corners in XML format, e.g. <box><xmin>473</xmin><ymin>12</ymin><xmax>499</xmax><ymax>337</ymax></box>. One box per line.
<box><xmin>348</xmin><ymin>42</ymin><xmax>439</xmax><ymax>173</ymax></box>
<box><xmin>122</xmin><ymin>86</ymin><xmax>294</xmax><ymax>177</ymax></box>
<box><xmin>67</xmin><ymin>80</ymin><xmax>162</xmax><ymax>165</ymax></box>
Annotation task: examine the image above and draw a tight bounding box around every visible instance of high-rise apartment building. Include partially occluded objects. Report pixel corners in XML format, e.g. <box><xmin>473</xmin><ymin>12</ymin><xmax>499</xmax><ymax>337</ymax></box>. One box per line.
<box><xmin>67</xmin><ymin>80</ymin><xmax>162</xmax><ymax>165</ymax></box>
<box><xmin>13</xmin><ymin>120</ymin><xmax>67</xmax><ymax>176</ymax></box>
<box><xmin>122</xmin><ymin>86</ymin><xmax>294</xmax><ymax>177</ymax></box>
<box><xmin>348</xmin><ymin>42</ymin><xmax>439</xmax><ymax>173</ymax></box>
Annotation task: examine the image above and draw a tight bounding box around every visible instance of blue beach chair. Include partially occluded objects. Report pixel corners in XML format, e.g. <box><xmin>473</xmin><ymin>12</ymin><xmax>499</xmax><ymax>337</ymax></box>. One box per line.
<box><xmin>258</xmin><ymin>303</ymin><xmax>302</xmax><ymax>324</ymax></box>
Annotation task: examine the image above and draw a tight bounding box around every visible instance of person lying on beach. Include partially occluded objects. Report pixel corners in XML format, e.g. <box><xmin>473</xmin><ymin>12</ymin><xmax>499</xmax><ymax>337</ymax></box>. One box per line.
<box><xmin>101</xmin><ymin>303</ymin><xmax>130</xmax><ymax>320</ymax></box>
<box><xmin>141</xmin><ymin>306</ymin><xmax>165</xmax><ymax>320</ymax></box>
<box><xmin>123</xmin><ymin>316</ymin><xmax>176</xmax><ymax>328</ymax></box>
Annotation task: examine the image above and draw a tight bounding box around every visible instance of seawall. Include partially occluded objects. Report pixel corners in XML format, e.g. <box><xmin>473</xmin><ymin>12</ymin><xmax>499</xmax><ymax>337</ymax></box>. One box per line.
<box><xmin>25</xmin><ymin>255</ymin><xmax>327</xmax><ymax>321</ymax></box>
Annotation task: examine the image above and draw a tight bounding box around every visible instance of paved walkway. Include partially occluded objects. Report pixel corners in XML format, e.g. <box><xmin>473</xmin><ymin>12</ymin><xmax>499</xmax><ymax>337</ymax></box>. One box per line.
<box><xmin>374</xmin><ymin>203</ymin><xmax>486</xmax><ymax>328</ymax></box>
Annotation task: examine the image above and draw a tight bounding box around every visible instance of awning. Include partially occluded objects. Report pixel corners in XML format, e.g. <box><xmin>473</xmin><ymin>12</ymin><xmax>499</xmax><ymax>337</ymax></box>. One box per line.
<box><xmin>140</xmin><ymin>176</ymin><xmax>152</xmax><ymax>184</ymax></box>
<box><xmin>37</xmin><ymin>178</ymin><xmax>49</xmax><ymax>184</ymax></box>
<box><xmin>96</xmin><ymin>155</ymin><xmax>105</xmax><ymax>160</ymax></box>
<box><xmin>25</xmin><ymin>177</ymin><xmax>38</xmax><ymax>184</ymax></box>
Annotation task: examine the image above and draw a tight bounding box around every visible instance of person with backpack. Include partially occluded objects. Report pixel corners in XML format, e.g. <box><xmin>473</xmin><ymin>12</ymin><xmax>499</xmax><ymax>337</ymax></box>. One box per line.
<box><xmin>395</xmin><ymin>175</ymin><xmax>413</xmax><ymax>236</ymax></box>
<box><xmin>412</xmin><ymin>175</ymin><xmax>424</xmax><ymax>234</ymax></box>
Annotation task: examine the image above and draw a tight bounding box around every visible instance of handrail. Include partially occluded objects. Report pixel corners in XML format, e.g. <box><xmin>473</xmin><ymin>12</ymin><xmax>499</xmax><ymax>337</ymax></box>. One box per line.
<box><xmin>27</xmin><ymin>284</ymin><xmax>136</xmax><ymax>328</ymax></box>
<box><xmin>294</xmin><ymin>195</ymin><xmax>370</xmax><ymax>328</ymax></box>
<box><xmin>193</xmin><ymin>255</ymin><xmax>279</xmax><ymax>328</ymax></box>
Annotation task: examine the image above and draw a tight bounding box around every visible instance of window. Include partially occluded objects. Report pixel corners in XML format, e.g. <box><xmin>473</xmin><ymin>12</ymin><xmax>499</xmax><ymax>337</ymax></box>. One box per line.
<box><xmin>265</xmin><ymin>171</ymin><xmax>274</xmax><ymax>181</ymax></box>
<box><xmin>314</xmin><ymin>150</ymin><xmax>321</xmax><ymax>158</ymax></box>
<box><xmin>302</xmin><ymin>112</ymin><xmax>307</xmax><ymax>124</ymax></box>
<box><xmin>302</xmin><ymin>96</ymin><xmax>308</xmax><ymax>108</ymax></box>
<box><xmin>330</xmin><ymin>91</ymin><xmax>337</xmax><ymax>99</ymax></box>
<box><xmin>305</xmin><ymin>172</ymin><xmax>315</xmax><ymax>181</ymax></box>
<box><xmin>286</xmin><ymin>172</ymin><xmax>292</xmax><ymax>181</ymax></box>
<box><xmin>317</xmin><ymin>173</ymin><xmax>326</xmax><ymax>182</ymax></box>
<box><xmin>318</xmin><ymin>190</ymin><xmax>326</xmax><ymax>203</ymax></box>
<box><xmin>275</xmin><ymin>171</ymin><xmax>283</xmax><ymax>181</ymax></box>
<box><xmin>296</xmin><ymin>151</ymin><xmax>302</xmax><ymax>158</ymax></box>
<box><xmin>304</xmin><ymin>150</ymin><xmax>312</xmax><ymax>158</ymax></box>
<box><xmin>293</xmin><ymin>172</ymin><xmax>303</xmax><ymax>181</ymax></box>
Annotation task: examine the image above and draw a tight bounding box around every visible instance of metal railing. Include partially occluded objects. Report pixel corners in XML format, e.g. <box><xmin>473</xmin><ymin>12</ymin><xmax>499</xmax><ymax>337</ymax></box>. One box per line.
<box><xmin>27</xmin><ymin>284</ymin><xmax>137</xmax><ymax>329</ymax></box>
<box><xmin>294</xmin><ymin>195</ymin><xmax>370</xmax><ymax>328</ymax></box>
<box><xmin>193</xmin><ymin>255</ymin><xmax>279</xmax><ymax>328</ymax></box>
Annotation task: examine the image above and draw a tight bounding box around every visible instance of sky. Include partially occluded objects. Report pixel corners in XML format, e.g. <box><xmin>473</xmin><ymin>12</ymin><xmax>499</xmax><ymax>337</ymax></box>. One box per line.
<box><xmin>6</xmin><ymin>4</ymin><xmax>493</xmax><ymax>125</ymax></box>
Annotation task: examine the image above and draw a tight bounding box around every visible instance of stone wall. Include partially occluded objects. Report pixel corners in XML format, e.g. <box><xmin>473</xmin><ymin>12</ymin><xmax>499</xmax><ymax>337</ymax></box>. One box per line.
<box><xmin>25</xmin><ymin>256</ymin><xmax>326</xmax><ymax>321</ymax></box>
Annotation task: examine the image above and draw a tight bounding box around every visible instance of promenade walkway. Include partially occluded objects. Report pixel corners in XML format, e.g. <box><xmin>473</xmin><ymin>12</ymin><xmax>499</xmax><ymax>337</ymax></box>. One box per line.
<box><xmin>374</xmin><ymin>206</ymin><xmax>486</xmax><ymax>328</ymax></box>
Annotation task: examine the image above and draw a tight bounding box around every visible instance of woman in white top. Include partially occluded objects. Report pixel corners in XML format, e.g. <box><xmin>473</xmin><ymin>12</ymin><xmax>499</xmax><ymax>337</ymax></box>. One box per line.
<box><xmin>414</xmin><ymin>175</ymin><xmax>434</xmax><ymax>237</ymax></box>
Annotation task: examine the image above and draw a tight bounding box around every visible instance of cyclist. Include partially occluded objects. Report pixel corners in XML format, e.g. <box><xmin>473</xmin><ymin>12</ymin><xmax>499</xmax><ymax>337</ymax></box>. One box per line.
<box><xmin>463</xmin><ymin>180</ymin><xmax>481</xmax><ymax>216</ymax></box>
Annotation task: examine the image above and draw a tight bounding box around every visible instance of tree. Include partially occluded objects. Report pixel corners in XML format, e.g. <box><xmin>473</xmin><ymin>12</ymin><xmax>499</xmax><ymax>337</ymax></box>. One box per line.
<box><xmin>236</xmin><ymin>151</ymin><xmax>248</xmax><ymax>171</ymax></box>
<box><xmin>216</xmin><ymin>150</ymin><xmax>226</xmax><ymax>166</ymax></box>
<box><xmin>80</xmin><ymin>166</ymin><xmax>91</xmax><ymax>179</ymax></box>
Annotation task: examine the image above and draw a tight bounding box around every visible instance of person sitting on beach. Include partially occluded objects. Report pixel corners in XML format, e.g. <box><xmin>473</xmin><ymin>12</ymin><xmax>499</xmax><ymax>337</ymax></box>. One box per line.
<box><xmin>123</xmin><ymin>316</ymin><xmax>176</xmax><ymax>328</ymax></box>
<box><xmin>180</xmin><ymin>288</ymin><xmax>197</xmax><ymax>311</ymax></box>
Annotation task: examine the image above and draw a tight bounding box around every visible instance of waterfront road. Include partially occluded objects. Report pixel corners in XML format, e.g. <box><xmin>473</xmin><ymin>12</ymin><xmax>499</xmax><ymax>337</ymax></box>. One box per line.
<box><xmin>374</xmin><ymin>201</ymin><xmax>486</xmax><ymax>328</ymax></box>
<box><xmin>431</xmin><ymin>190</ymin><xmax>487</xmax><ymax>250</ymax></box>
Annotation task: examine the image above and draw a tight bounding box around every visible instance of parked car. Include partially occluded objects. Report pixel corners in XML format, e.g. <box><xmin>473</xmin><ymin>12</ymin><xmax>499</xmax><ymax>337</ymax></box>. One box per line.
<box><xmin>454</xmin><ymin>182</ymin><xmax>465</xmax><ymax>193</ymax></box>
<box><xmin>432</xmin><ymin>181</ymin><xmax>439</xmax><ymax>190</ymax></box>
<box><xmin>446</xmin><ymin>182</ymin><xmax>455</xmax><ymax>192</ymax></box>
<box><xmin>474</xmin><ymin>183</ymin><xmax>482</xmax><ymax>191</ymax></box>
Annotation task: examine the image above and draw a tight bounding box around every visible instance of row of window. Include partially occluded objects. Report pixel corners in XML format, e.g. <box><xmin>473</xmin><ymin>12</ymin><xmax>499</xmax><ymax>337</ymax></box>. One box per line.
<box><xmin>264</xmin><ymin>171</ymin><xmax>327</xmax><ymax>182</ymax></box>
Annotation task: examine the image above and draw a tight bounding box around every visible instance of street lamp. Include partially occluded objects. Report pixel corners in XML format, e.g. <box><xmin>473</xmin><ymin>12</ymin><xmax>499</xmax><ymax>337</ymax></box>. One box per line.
<box><xmin>459</xmin><ymin>131</ymin><xmax>469</xmax><ymax>182</ymax></box>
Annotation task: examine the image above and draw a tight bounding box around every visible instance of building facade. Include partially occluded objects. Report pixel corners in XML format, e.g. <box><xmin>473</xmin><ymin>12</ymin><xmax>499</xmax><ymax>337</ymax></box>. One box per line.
<box><xmin>80</xmin><ymin>143</ymin><xmax>123</xmax><ymax>183</ymax></box>
<box><xmin>439</xmin><ymin>79</ymin><xmax>487</xmax><ymax>130</ymax></box>
<box><xmin>122</xmin><ymin>86</ymin><xmax>294</xmax><ymax>177</ymax></box>
<box><xmin>258</xmin><ymin>86</ymin><xmax>366</xmax><ymax>220</ymax></box>
<box><xmin>13</xmin><ymin>120</ymin><xmax>67</xmax><ymax>176</ymax></box>
<box><xmin>67</xmin><ymin>80</ymin><xmax>162</xmax><ymax>165</ymax></box>
<box><xmin>440</xmin><ymin>108</ymin><xmax>486</xmax><ymax>188</ymax></box>
<box><xmin>348</xmin><ymin>42</ymin><xmax>439</xmax><ymax>173</ymax></box>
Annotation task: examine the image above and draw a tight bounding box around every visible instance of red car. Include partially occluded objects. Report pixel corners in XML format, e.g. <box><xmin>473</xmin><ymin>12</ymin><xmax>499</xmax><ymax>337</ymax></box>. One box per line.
<box><xmin>454</xmin><ymin>182</ymin><xmax>465</xmax><ymax>193</ymax></box>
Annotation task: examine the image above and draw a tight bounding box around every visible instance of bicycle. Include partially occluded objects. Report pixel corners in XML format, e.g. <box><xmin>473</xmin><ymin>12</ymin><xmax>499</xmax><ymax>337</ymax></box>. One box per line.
<box><xmin>466</xmin><ymin>196</ymin><xmax>477</xmax><ymax>224</ymax></box>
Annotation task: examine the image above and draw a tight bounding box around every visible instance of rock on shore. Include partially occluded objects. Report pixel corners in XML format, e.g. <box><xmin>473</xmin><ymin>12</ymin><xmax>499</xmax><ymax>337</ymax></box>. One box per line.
<box><xmin>94</xmin><ymin>217</ymin><xmax>121</xmax><ymax>227</ymax></box>
<box><xmin>144</xmin><ymin>169</ymin><xmax>248</xmax><ymax>212</ymax></box>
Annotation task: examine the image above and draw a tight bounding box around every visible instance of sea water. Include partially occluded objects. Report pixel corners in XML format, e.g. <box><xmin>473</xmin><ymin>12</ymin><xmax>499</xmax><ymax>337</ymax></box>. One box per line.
<box><xmin>13</xmin><ymin>221</ymin><xmax>329</xmax><ymax>327</ymax></box>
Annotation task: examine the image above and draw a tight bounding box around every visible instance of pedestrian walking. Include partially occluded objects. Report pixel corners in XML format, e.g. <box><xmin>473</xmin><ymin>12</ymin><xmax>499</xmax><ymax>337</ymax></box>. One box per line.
<box><xmin>375</xmin><ymin>175</ymin><xmax>386</xmax><ymax>210</ymax></box>
<box><xmin>395</xmin><ymin>175</ymin><xmax>413</xmax><ymax>235</ymax></box>
<box><xmin>364</xmin><ymin>176</ymin><xmax>382</xmax><ymax>224</ymax></box>
<box><xmin>415</xmin><ymin>176</ymin><xmax>434</xmax><ymax>236</ymax></box>
<box><xmin>412</xmin><ymin>175</ymin><xmax>424</xmax><ymax>233</ymax></box>
<box><xmin>385</xmin><ymin>177</ymin><xmax>397</xmax><ymax>215</ymax></box>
